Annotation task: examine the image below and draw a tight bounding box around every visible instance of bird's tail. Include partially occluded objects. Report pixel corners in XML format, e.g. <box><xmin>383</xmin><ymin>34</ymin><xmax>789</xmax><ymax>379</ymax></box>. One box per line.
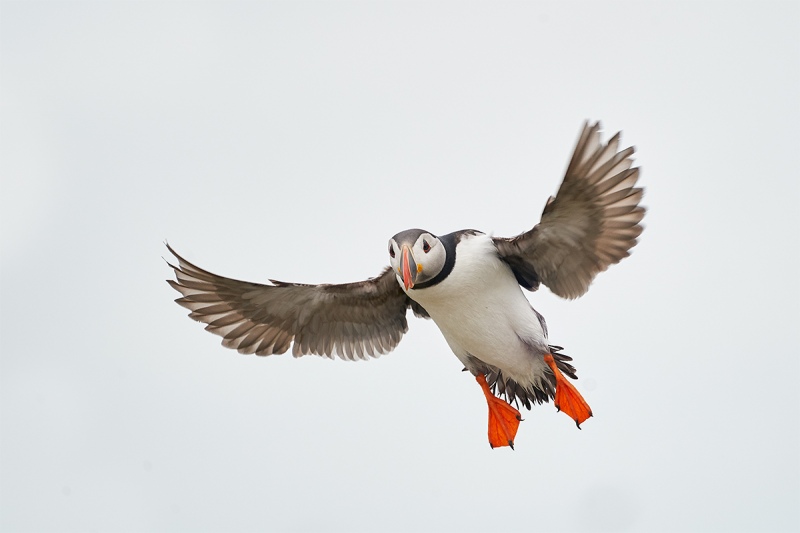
<box><xmin>486</xmin><ymin>344</ymin><xmax>580</xmax><ymax>410</ymax></box>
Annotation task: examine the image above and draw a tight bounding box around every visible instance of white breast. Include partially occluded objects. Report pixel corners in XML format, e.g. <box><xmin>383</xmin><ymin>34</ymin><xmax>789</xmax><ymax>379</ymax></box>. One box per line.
<box><xmin>406</xmin><ymin>233</ymin><xmax>550</xmax><ymax>386</ymax></box>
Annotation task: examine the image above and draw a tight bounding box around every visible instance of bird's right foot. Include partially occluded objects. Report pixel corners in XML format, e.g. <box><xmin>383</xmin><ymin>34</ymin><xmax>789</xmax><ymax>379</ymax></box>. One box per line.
<box><xmin>475</xmin><ymin>374</ymin><xmax>522</xmax><ymax>449</ymax></box>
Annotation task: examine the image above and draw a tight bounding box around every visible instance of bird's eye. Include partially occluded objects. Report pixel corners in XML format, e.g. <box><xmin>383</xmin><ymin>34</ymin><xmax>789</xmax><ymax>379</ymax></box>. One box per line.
<box><xmin>423</xmin><ymin>240</ymin><xmax>431</xmax><ymax>253</ymax></box>
<box><xmin>389</xmin><ymin>245</ymin><xmax>395</xmax><ymax>258</ymax></box>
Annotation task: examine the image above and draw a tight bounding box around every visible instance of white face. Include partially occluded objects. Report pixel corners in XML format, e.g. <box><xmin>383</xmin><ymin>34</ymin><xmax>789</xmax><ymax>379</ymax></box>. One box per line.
<box><xmin>388</xmin><ymin>230</ymin><xmax>446</xmax><ymax>290</ymax></box>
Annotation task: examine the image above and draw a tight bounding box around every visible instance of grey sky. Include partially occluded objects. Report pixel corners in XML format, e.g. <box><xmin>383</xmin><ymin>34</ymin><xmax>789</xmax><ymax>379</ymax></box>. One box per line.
<box><xmin>1</xmin><ymin>1</ymin><xmax>798</xmax><ymax>532</ymax></box>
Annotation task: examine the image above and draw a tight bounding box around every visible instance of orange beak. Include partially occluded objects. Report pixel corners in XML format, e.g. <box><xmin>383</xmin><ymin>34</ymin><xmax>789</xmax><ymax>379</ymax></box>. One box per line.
<box><xmin>401</xmin><ymin>245</ymin><xmax>416</xmax><ymax>290</ymax></box>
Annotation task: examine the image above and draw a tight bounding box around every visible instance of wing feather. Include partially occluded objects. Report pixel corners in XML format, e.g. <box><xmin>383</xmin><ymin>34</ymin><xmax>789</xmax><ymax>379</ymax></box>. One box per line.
<box><xmin>166</xmin><ymin>244</ymin><xmax>424</xmax><ymax>359</ymax></box>
<box><xmin>493</xmin><ymin>121</ymin><xmax>645</xmax><ymax>299</ymax></box>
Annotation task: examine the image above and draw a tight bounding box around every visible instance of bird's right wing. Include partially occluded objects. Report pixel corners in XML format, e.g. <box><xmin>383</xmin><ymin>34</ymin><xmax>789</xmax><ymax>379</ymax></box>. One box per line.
<box><xmin>166</xmin><ymin>244</ymin><xmax>427</xmax><ymax>360</ymax></box>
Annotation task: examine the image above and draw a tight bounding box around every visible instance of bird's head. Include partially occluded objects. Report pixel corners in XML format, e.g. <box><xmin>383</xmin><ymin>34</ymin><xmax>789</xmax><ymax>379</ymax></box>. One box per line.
<box><xmin>388</xmin><ymin>229</ymin><xmax>446</xmax><ymax>291</ymax></box>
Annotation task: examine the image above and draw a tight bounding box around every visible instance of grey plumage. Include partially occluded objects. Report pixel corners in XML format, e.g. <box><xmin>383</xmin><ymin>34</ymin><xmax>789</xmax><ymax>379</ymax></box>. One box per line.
<box><xmin>493</xmin><ymin>121</ymin><xmax>644</xmax><ymax>299</ymax></box>
<box><xmin>166</xmin><ymin>243</ymin><xmax>428</xmax><ymax>360</ymax></box>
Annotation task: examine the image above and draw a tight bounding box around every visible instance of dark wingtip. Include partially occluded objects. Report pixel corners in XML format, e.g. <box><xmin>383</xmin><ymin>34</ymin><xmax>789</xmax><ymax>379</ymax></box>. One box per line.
<box><xmin>509</xmin><ymin>440</ymin><xmax>515</xmax><ymax>450</ymax></box>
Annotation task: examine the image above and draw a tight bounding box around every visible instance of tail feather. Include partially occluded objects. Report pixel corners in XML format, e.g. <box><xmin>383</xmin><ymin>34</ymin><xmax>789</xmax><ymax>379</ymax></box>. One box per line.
<box><xmin>486</xmin><ymin>345</ymin><xmax>579</xmax><ymax>410</ymax></box>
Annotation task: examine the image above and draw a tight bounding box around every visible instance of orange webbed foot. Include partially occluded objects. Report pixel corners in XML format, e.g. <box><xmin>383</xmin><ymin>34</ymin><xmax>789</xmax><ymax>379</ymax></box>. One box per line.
<box><xmin>544</xmin><ymin>354</ymin><xmax>593</xmax><ymax>428</ymax></box>
<box><xmin>476</xmin><ymin>374</ymin><xmax>522</xmax><ymax>449</ymax></box>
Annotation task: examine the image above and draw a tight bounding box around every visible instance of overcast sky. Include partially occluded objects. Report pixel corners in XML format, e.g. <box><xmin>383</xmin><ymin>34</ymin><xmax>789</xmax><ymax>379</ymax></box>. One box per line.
<box><xmin>2</xmin><ymin>2</ymin><xmax>798</xmax><ymax>532</ymax></box>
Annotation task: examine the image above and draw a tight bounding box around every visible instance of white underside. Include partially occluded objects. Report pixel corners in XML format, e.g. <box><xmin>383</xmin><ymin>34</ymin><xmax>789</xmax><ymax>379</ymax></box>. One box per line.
<box><xmin>405</xmin><ymin>234</ymin><xmax>551</xmax><ymax>390</ymax></box>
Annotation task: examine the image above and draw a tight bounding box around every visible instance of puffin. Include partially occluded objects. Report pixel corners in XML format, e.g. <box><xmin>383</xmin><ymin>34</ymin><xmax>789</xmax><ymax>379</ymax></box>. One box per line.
<box><xmin>166</xmin><ymin>121</ymin><xmax>645</xmax><ymax>449</ymax></box>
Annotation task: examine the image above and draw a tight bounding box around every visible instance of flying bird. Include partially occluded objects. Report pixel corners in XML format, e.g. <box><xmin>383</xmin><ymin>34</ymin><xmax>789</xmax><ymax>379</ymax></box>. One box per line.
<box><xmin>166</xmin><ymin>121</ymin><xmax>645</xmax><ymax>449</ymax></box>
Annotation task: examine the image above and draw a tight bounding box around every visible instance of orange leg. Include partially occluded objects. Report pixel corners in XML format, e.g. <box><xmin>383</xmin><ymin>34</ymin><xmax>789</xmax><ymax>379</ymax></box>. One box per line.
<box><xmin>475</xmin><ymin>374</ymin><xmax>522</xmax><ymax>449</ymax></box>
<box><xmin>543</xmin><ymin>354</ymin><xmax>593</xmax><ymax>428</ymax></box>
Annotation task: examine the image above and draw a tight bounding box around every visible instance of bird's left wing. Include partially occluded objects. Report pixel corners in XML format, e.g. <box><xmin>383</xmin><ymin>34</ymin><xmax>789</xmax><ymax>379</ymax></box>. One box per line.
<box><xmin>493</xmin><ymin>121</ymin><xmax>645</xmax><ymax>299</ymax></box>
<box><xmin>166</xmin><ymin>244</ymin><xmax>427</xmax><ymax>360</ymax></box>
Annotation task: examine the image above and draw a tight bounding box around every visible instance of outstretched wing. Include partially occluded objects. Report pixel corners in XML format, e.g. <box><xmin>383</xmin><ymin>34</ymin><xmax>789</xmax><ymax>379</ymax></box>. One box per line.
<box><xmin>493</xmin><ymin>121</ymin><xmax>645</xmax><ymax>299</ymax></box>
<box><xmin>166</xmin><ymin>244</ymin><xmax>427</xmax><ymax>360</ymax></box>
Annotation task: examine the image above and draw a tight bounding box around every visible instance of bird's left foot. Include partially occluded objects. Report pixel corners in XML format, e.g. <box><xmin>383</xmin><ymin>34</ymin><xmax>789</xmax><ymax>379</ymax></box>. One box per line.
<box><xmin>544</xmin><ymin>354</ymin><xmax>593</xmax><ymax>428</ymax></box>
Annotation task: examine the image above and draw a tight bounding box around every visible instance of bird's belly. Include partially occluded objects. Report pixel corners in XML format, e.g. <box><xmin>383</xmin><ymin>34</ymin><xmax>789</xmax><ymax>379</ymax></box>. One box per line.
<box><xmin>410</xmin><ymin>274</ymin><xmax>548</xmax><ymax>382</ymax></box>
<box><xmin>404</xmin><ymin>234</ymin><xmax>551</xmax><ymax>385</ymax></box>
<box><xmin>436</xmin><ymin>309</ymin><xmax>526</xmax><ymax>364</ymax></box>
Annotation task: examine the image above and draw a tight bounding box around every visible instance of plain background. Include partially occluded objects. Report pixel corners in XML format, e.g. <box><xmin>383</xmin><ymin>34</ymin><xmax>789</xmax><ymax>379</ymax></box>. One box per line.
<box><xmin>2</xmin><ymin>1</ymin><xmax>798</xmax><ymax>532</ymax></box>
